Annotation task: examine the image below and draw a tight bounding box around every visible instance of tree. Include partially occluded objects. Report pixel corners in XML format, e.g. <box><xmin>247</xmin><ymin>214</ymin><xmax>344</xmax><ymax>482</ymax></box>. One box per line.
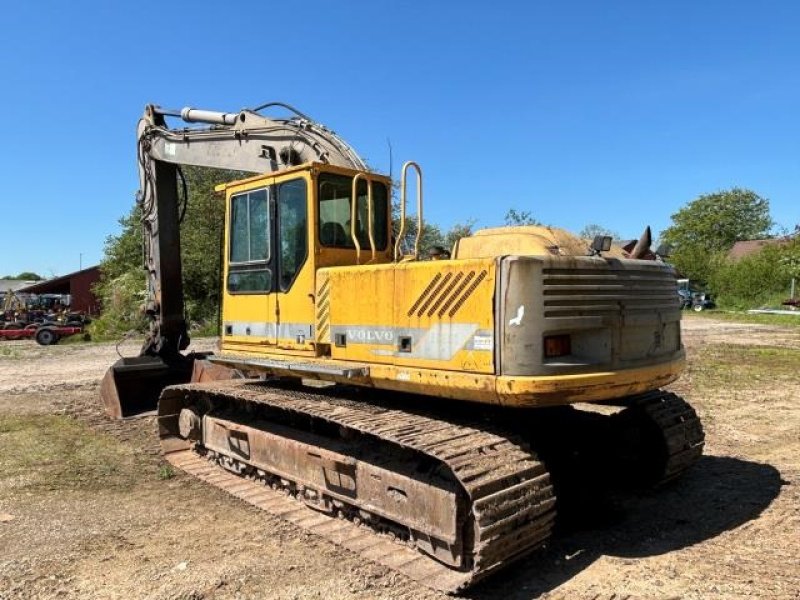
<box><xmin>178</xmin><ymin>166</ymin><xmax>238</xmax><ymax>322</ymax></box>
<box><xmin>778</xmin><ymin>237</ymin><xmax>800</xmax><ymax>281</ymax></box>
<box><xmin>662</xmin><ymin>188</ymin><xmax>772</xmax><ymax>251</ymax></box>
<box><xmin>579</xmin><ymin>224</ymin><xmax>620</xmax><ymax>241</ymax></box>
<box><xmin>661</xmin><ymin>188</ymin><xmax>773</xmax><ymax>281</ymax></box>
<box><xmin>2</xmin><ymin>272</ymin><xmax>43</xmax><ymax>280</ymax></box>
<box><xmin>392</xmin><ymin>186</ymin><xmax>475</xmax><ymax>258</ymax></box>
<box><xmin>93</xmin><ymin>166</ymin><xmax>244</xmax><ymax>338</ymax></box>
<box><xmin>443</xmin><ymin>220</ymin><xmax>476</xmax><ymax>252</ymax></box>
<box><xmin>707</xmin><ymin>237</ymin><xmax>800</xmax><ymax>309</ymax></box>
<box><xmin>100</xmin><ymin>204</ymin><xmax>143</xmax><ymax>281</ymax></box>
<box><xmin>394</xmin><ymin>216</ymin><xmax>475</xmax><ymax>258</ymax></box>
<box><xmin>16</xmin><ymin>271</ymin><xmax>43</xmax><ymax>280</ymax></box>
<box><xmin>504</xmin><ymin>208</ymin><xmax>541</xmax><ymax>226</ymax></box>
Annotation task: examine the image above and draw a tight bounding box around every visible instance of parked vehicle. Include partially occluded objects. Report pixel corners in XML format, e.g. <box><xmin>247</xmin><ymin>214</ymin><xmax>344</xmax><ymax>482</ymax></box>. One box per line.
<box><xmin>677</xmin><ymin>279</ymin><xmax>715</xmax><ymax>311</ymax></box>
<box><xmin>0</xmin><ymin>322</ymin><xmax>85</xmax><ymax>345</ymax></box>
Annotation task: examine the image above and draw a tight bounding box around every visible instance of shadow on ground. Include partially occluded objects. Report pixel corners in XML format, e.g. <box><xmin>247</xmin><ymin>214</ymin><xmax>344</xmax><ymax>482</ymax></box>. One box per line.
<box><xmin>465</xmin><ymin>455</ymin><xmax>784</xmax><ymax>599</ymax></box>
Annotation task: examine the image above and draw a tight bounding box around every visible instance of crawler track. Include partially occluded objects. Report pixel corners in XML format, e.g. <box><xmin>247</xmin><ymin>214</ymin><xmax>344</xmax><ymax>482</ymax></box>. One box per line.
<box><xmin>158</xmin><ymin>380</ymin><xmax>556</xmax><ymax>593</ymax></box>
<box><xmin>633</xmin><ymin>390</ymin><xmax>705</xmax><ymax>484</ymax></box>
<box><xmin>612</xmin><ymin>390</ymin><xmax>705</xmax><ymax>485</ymax></box>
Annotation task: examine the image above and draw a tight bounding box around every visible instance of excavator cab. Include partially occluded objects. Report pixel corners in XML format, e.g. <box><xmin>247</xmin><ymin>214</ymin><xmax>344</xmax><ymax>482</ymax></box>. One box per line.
<box><xmin>101</xmin><ymin>160</ymin><xmax>394</xmax><ymax>418</ymax></box>
<box><xmin>216</xmin><ymin>164</ymin><xmax>393</xmax><ymax>357</ymax></box>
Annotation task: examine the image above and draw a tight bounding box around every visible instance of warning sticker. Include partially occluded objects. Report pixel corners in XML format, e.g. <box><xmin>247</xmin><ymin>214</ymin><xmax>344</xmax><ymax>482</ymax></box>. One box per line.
<box><xmin>472</xmin><ymin>335</ymin><xmax>494</xmax><ymax>351</ymax></box>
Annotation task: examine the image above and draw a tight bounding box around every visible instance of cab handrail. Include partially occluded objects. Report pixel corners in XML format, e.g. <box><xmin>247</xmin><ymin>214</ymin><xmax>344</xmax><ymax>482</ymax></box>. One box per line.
<box><xmin>395</xmin><ymin>161</ymin><xmax>423</xmax><ymax>261</ymax></box>
<box><xmin>350</xmin><ymin>173</ymin><xmax>375</xmax><ymax>264</ymax></box>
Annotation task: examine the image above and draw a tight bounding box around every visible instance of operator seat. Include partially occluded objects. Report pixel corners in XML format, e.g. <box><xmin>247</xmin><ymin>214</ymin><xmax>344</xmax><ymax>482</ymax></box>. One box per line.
<box><xmin>320</xmin><ymin>222</ymin><xmax>348</xmax><ymax>246</ymax></box>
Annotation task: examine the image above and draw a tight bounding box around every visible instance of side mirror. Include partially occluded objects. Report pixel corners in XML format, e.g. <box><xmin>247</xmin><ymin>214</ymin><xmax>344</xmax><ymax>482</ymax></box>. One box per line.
<box><xmin>591</xmin><ymin>235</ymin><xmax>613</xmax><ymax>254</ymax></box>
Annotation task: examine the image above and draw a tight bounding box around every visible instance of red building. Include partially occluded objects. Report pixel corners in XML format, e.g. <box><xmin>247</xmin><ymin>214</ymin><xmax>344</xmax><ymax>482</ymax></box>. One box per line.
<box><xmin>18</xmin><ymin>266</ymin><xmax>101</xmax><ymax>315</ymax></box>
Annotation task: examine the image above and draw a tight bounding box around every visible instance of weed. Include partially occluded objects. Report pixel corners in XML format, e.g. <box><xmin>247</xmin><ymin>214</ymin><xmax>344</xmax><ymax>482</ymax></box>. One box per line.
<box><xmin>158</xmin><ymin>464</ymin><xmax>176</xmax><ymax>480</ymax></box>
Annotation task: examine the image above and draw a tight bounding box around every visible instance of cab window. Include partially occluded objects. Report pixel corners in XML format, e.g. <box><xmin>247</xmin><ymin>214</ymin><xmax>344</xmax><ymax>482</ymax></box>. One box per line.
<box><xmin>228</xmin><ymin>188</ymin><xmax>272</xmax><ymax>293</ymax></box>
<box><xmin>278</xmin><ymin>179</ymin><xmax>308</xmax><ymax>291</ymax></box>
<box><xmin>318</xmin><ymin>174</ymin><xmax>388</xmax><ymax>250</ymax></box>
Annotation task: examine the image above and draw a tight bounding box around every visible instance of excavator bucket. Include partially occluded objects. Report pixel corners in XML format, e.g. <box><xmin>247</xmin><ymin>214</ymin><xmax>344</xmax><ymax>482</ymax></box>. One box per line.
<box><xmin>100</xmin><ymin>355</ymin><xmax>195</xmax><ymax>419</ymax></box>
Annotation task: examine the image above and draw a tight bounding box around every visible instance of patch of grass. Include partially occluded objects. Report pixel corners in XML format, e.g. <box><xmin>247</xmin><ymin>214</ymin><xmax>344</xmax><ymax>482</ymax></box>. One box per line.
<box><xmin>58</xmin><ymin>332</ymin><xmax>93</xmax><ymax>345</ymax></box>
<box><xmin>688</xmin><ymin>343</ymin><xmax>800</xmax><ymax>391</ymax></box>
<box><xmin>684</xmin><ymin>310</ymin><xmax>800</xmax><ymax>328</ymax></box>
<box><xmin>191</xmin><ymin>319</ymin><xmax>220</xmax><ymax>338</ymax></box>
<box><xmin>0</xmin><ymin>415</ymin><xmax>143</xmax><ymax>493</ymax></box>
<box><xmin>0</xmin><ymin>346</ymin><xmax>21</xmax><ymax>359</ymax></box>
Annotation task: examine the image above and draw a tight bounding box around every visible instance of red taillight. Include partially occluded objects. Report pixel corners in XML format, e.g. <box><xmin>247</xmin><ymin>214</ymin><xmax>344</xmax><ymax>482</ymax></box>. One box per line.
<box><xmin>544</xmin><ymin>334</ymin><xmax>571</xmax><ymax>358</ymax></box>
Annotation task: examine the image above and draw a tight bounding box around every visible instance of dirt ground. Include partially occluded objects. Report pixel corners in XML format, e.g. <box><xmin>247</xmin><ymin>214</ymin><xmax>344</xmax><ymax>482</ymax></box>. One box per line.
<box><xmin>0</xmin><ymin>317</ymin><xmax>798</xmax><ymax>599</ymax></box>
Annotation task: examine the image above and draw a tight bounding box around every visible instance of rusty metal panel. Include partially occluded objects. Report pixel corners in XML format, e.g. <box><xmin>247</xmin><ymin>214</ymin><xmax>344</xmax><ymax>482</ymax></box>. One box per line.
<box><xmin>158</xmin><ymin>380</ymin><xmax>559</xmax><ymax>590</ymax></box>
<box><xmin>202</xmin><ymin>414</ymin><xmax>459</xmax><ymax>543</ymax></box>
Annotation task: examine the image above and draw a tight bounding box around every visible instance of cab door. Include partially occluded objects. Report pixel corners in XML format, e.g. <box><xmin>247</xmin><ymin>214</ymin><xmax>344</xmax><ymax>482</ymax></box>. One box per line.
<box><xmin>221</xmin><ymin>181</ymin><xmax>276</xmax><ymax>350</ymax></box>
<box><xmin>273</xmin><ymin>175</ymin><xmax>315</xmax><ymax>352</ymax></box>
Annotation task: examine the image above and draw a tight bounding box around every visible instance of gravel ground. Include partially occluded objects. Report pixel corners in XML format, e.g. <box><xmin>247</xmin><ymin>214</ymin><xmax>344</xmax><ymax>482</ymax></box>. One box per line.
<box><xmin>0</xmin><ymin>319</ymin><xmax>798</xmax><ymax>600</ymax></box>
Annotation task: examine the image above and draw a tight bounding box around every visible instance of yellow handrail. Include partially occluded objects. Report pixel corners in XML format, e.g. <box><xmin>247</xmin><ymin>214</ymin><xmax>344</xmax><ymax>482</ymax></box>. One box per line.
<box><xmin>350</xmin><ymin>173</ymin><xmax>375</xmax><ymax>264</ymax></box>
<box><xmin>396</xmin><ymin>161</ymin><xmax>423</xmax><ymax>261</ymax></box>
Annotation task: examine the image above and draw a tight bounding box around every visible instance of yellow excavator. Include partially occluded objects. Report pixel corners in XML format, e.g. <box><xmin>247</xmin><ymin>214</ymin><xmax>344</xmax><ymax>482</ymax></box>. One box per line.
<box><xmin>101</xmin><ymin>102</ymin><xmax>703</xmax><ymax>592</ymax></box>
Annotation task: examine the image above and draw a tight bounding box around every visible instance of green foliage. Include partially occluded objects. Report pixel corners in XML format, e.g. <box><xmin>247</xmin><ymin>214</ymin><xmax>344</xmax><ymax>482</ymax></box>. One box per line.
<box><xmin>392</xmin><ymin>195</ymin><xmax>475</xmax><ymax>257</ymax></box>
<box><xmin>443</xmin><ymin>219</ymin><xmax>476</xmax><ymax>252</ymax></box>
<box><xmin>157</xmin><ymin>463</ymin><xmax>176</xmax><ymax>480</ymax></box>
<box><xmin>672</xmin><ymin>245</ymin><xmax>721</xmax><ymax>285</ymax></box>
<box><xmin>178</xmin><ymin>166</ymin><xmax>234</xmax><ymax>324</ymax></box>
<box><xmin>663</xmin><ymin>188</ymin><xmax>773</xmax><ymax>250</ymax></box>
<box><xmin>662</xmin><ymin>188</ymin><xmax>773</xmax><ymax>281</ymax></box>
<box><xmin>685</xmin><ymin>309</ymin><xmax>800</xmax><ymax>328</ymax></box>
<box><xmin>504</xmin><ymin>209</ymin><xmax>541</xmax><ymax>226</ymax></box>
<box><xmin>87</xmin><ymin>270</ymin><xmax>148</xmax><ymax>340</ymax></box>
<box><xmin>707</xmin><ymin>238</ymin><xmax>800</xmax><ymax>309</ymax></box>
<box><xmin>777</xmin><ymin>238</ymin><xmax>800</xmax><ymax>280</ymax></box>
<box><xmin>394</xmin><ymin>218</ymin><xmax>476</xmax><ymax>258</ymax></box>
<box><xmin>95</xmin><ymin>166</ymin><xmax>242</xmax><ymax>338</ymax></box>
<box><xmin>191</xmin><ymin>318</ymin><xmax>221</xmax><ymax>338</ymax></box>
<box><xmin>101</xmin><ymin>204</ymin><xmax>143</xmax><ymax>281</ymax></box>
<box><xmin>16</xmin><ymin>271</ymin><xmax>42</xmax><ymax>280</ymax></box>
<box><xmin>1</xmin><ymin>272</ymin><xmax>43</xmax><ymax>280</ymax></box>
<box><xmin>579</xmin><ymin>224</ymin><xmax>620</xmax><ymax>240</ymax></box>
<box><xmin>90</xmin><ymin>201</ymin><xmax>147</xmax><ymax>340</ymax></box>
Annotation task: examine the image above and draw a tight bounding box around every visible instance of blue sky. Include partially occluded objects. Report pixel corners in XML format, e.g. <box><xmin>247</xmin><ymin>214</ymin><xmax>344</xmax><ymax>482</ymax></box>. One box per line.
<box><xmin>1</xmin><ymin>1</ymin><xmax>798</xmax><ymax>277</ymax></box>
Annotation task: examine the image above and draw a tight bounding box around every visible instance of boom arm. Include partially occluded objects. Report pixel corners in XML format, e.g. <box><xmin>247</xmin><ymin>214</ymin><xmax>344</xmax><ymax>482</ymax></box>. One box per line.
<box><xmin>136</xmin><ymin>102</ymin><xmax>367</xmax><ymax>358</ymax></box>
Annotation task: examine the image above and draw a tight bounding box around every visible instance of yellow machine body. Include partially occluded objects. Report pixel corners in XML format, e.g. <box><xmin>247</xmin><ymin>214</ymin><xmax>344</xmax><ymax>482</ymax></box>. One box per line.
<box><xmin>212</xmin><ymin>163</ymin><xmax>684</xmax><ymax>407</ymax></box>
